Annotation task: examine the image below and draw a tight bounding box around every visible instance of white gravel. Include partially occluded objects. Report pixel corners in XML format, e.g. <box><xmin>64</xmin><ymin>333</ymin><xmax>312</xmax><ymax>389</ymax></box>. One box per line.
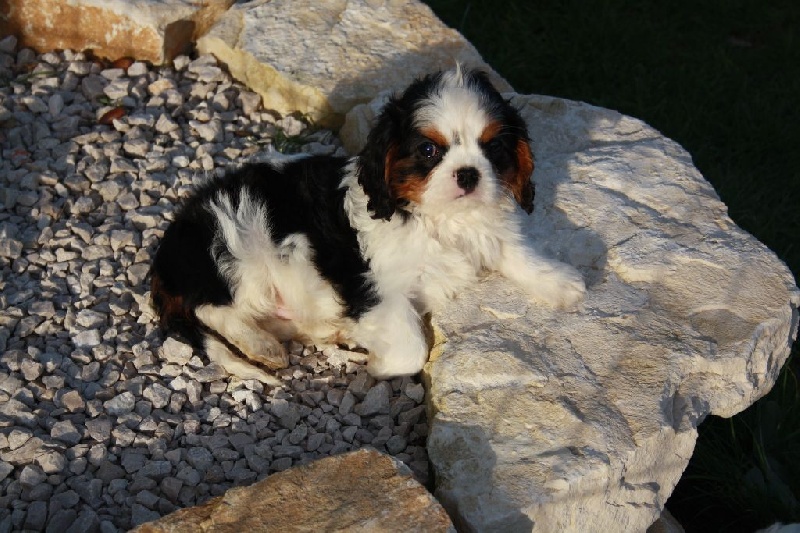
<box><xmin>0</xmin><ymin>36</ymin><xmax>429</xmax><ymax>532</ymax></box>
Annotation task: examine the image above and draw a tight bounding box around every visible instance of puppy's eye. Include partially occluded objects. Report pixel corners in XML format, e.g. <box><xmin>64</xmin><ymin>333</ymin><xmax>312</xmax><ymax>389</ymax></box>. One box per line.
<box><xmin>418</xmin><ymin>141</ymin><xmax>439</xmax><ymax>159</ymax></box>
<box><xmin>485</xmin><ymin>138</ymin><xmax>505</xmax><ymax>154</ymax></box>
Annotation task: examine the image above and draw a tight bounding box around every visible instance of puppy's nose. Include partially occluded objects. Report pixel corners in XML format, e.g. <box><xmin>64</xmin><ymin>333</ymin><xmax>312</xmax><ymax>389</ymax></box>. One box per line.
<box><xmin>456</xmin><ymin>167</ymin><xmax>479</xmax><ymax>193</ymax></box>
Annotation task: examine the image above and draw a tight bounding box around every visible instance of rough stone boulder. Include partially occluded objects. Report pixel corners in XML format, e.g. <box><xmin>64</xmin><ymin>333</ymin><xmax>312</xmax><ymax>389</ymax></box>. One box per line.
<box><xmin>419</xmin><ymin>94</ymin><xmax>799</xmax><ymax>531</ymax></box>
<box><xmin>196</xmin><ymin>0</ymin><xmax>510</xmax><ymax>128</ymax></box>
<box><xmin>0</xmin><ymin>0</ymin><xmax>233</xmax><ymax>64</ymax></box>
<box><xmin>133</xmin><ymin>448</ymin><xmax>454</xmax><ymax>532</ymax></box>
<box><xmin>0</xmin><ymin>0</ymin><xmax>508</xmax><ymax>128</ymax></box>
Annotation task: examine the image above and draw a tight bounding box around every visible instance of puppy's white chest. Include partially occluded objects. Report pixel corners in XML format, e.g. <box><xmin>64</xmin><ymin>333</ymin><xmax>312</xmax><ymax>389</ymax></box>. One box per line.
<box><xmin>411</xmin><ymin>232</ymin><xmax>485</xmax><ymax>311</ymax></box>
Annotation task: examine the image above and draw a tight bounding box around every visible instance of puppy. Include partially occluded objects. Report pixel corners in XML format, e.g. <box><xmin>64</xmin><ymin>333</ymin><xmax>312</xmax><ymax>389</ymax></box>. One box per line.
<box><xmin>150</xmin><ymin>67</ymin><xmax>585</xmax><ymax>385</ymax></box>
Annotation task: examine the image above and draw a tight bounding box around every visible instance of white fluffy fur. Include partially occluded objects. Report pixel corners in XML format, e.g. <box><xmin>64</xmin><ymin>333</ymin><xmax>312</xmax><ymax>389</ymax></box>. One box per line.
<box><xmin>193</xmin><ymin>69</ymin><xmax>585</xmax><ymax>382</ymax></box>
<box><xmin>341</xmin><ymin>168</ymin><xmax>585</xmax><ymax>378</ymax></box>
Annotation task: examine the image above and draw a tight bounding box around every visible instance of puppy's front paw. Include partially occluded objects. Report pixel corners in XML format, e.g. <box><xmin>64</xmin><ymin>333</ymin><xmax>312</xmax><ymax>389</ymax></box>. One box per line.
<box><xmin>204</xmin><ymin>336</ymin><xmax>284</xmax><ymax>387</ymax></box>
<box><xmin>366</xmin><ymin>327</ymin><xmax>429</xmax><ymax>379</ymax></box>
<box><xmin>355</xmin><ymin>297</ymin><xmax>431</xmax><ymax>379</ymax></box>
<box><xmin>524</xmin><ymin>263</ymin><xmax>586</xmax><ymax>311</ymax></box>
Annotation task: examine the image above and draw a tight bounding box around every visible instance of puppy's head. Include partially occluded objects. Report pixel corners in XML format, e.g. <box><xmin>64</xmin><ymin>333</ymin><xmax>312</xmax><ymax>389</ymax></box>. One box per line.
<box><xmin>356</xmin><ymin>67</ymin><xmax>534</xmax><ymax>220</ymax></box>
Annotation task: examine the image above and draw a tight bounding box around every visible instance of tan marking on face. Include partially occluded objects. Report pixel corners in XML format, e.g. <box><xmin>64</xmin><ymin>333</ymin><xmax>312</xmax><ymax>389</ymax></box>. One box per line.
<box><xmin>480</xmin><ymin>120</ymin><xmax>504</xmax><ymax>144</ymax></box>
<box><xmin>382</xmin><ymin>128</ymin><xmax>446</xmax><ymax>206</ymax></box>
<box><xmin>420</xmin><ymin>127</ymin><xmax>448</xmax><ymax>147</ymax></box>
<box><xmin>388</xmin><ymin>163</ymin><xmax>429</xmax><ymax>204</ymax></box>
<box><xmin>384</xmin><ymin>143</ymin><xmax>399</xmax><ymax>184</ymax></box>
<box><xmin>384</xmin><ymin>142</ymin><xmax>428</xmax><ymax>203</ymax></box>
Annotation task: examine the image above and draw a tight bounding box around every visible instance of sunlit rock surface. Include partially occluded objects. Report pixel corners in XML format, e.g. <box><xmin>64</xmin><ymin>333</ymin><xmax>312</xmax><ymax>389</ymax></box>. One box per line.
<box><xmin>0</xmin><ymin>0</ymin><xmax>233</xmax><ymax>63</ymax></box>
<box><xmin>196</xmin><ymin>0</ymin><xmax>509</xmax><ymax>128</ymax></box>
<box><xmin>423</xmin><ymin>94</ymin><xmax>799</xmax><ymax>532</ymax></box>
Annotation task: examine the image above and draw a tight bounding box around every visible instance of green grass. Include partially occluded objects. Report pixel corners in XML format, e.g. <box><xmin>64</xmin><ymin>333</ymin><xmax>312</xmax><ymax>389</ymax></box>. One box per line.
<box><xmin>421</xmin><ymin>1</ymin><xmax>800</xmax><ymax>530</ymax></box>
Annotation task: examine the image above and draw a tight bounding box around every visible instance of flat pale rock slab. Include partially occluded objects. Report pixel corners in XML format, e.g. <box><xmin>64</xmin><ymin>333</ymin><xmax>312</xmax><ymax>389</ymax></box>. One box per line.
<box><xmin>0</xmin><ymin>0</ymin><xmax>233</xmax><ymax>63</ymax></box>
<box><xmin>197</xmin><ymin>0</ymin><xmax>510</xmax><ymax>129</ymax></box>
<box><xmin>423</xmin><ymin>95</ymin><xmax>799</xmax><ymax>531</ymax></box>
<box><xmin>133</xmin><ymin>448</ymin><xmax>454</xmax><ymax>532</ymax></box>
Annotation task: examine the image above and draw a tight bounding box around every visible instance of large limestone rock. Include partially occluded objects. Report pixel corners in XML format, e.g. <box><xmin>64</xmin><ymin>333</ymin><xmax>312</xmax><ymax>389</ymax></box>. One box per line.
<box><xmin>133</xmin><ymin>448</ymin><xmax>454</xmax><ymax>532</ymax></box>
<box><xmin>0</xmin><ymin>0</ymin><xmax>233</xmax><ymax>63</ymax></box>
<box><xmin>421</xmin><ymin>94</ymin><xmax>799</xmax><ymax>531</ymax></box>
<box><xmin>1</xmin><ymin>0</ymin><xmax>508</xmax><ymax>128</ymax></box>
<box><xmin>197</xmin><ymin>0</ymin><xmax>511</xmax><ymax>129</ymax></box>
<box><xmin>340</xmin><ymin>91</ymin><xmax>393</xmax><ymax>155</ymax></box>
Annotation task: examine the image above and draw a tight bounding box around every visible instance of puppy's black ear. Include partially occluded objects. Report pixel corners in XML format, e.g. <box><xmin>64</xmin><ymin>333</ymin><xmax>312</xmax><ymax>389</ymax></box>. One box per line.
<box><xmin>502</xmin><ymin>100</ymin><xmax>535</xmax><ymax>214</ymax></box>
<box><xmin>356</xmin><ymin>98</ymin><xmax>404</xmax><ymax>220</ymax></box>
<box><xmin>512</xmin><ymin>138</ymin><xmax>535</xmax><ymax>214</ymax></box>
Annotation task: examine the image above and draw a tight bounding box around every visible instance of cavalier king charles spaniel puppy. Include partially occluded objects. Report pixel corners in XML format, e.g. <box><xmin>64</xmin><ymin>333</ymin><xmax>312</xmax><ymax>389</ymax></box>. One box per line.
<box><xmin>150</xmin><ymin>67</ymin><xmax>585</xmax><ymax>385</ymax></box>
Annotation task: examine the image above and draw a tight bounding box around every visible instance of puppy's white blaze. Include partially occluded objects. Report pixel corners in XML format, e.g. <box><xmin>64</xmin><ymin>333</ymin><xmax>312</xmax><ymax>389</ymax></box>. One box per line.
<box><xmin>414</xmin><ymin>71</ymin><xmax>490</xmax><ymax>142</ymax></box>
<box><xmin>415</xmin><ymin>88</ymin><xmax>489</xmax><ymax>142</ymax></box>
<box><xmin>442</xmin><ymin>63</ymin><xmax>466</xmax><ymax>86</ymax></box>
